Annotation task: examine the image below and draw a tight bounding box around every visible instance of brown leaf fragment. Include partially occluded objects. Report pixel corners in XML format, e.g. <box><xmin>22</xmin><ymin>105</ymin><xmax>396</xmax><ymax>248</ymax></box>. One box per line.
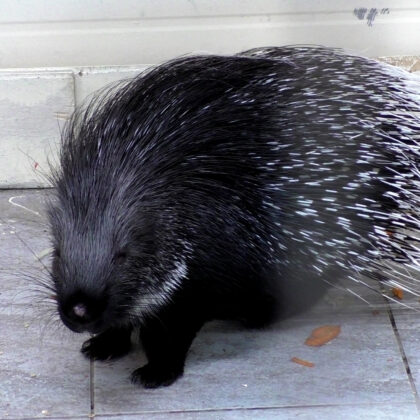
<box><xmin>305</xmin><ymin>325</ymin><xmax>341</xmax><ymax>347</ymax></box>
<box><xmin>291</xmin><ymin>357</ymin><xmax>314</xmax><ymax>367</ymax></box>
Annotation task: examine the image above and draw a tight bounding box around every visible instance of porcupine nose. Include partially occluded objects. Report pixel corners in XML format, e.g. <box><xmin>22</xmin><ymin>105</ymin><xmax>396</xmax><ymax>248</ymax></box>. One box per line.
<box><xmin>72</xmin><ymin>303</ymin><xmax>88</xmax><ymax>319</ymax></box>
<box><xmin>60</xmin><ymin>291</ymin><xmax>107</xmax><ymax>332</ymax></box>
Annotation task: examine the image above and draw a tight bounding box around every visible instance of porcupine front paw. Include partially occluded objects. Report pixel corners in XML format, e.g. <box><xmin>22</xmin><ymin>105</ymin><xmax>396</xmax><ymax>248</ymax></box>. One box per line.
<box><xmin>131</xmin><ymin>363</ymin><xmax>184</xmax><ymax>388</ymax></box>
<box><xmin>81</xmin><ymin>327</ymin><xmax>132</xmax><ymax>361</ymax></box>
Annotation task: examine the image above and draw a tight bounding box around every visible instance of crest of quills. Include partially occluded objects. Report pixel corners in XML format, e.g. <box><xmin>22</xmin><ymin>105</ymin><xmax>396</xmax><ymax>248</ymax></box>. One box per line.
<box><xmin>48</xmin><ymin>46</ymin><xmax>420</xmax><ymax>388</ymax></box>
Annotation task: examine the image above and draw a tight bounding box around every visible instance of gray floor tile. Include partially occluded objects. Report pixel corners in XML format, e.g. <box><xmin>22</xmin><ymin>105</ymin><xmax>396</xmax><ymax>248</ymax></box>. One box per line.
<box><xmin>0</xmin><ymin>306</ymin><xmax>91</xmax><ymax>418</ymax></box>
<box><xmin>0</xmin><ymin>189</ymin><xmax>91</xmax><ymax>418</ymax></box>
<box><xmin>392</xmin><ymin>309</ymin><xmax>420</xmax><ymax>399</ymax></box>
<box><xmin>0</xmin><ymin>190</ymin><xmax>52</xmax><ymax>307</ymax></box>
<box><xmin>94</xmin><ymin>311</ymin><xmax>414</xmax><ymax>415</ymax></box>
<box><xmin>1</xmin><ymin>188</ymin><xmax>420</xmax><ymax>419</ymax></box>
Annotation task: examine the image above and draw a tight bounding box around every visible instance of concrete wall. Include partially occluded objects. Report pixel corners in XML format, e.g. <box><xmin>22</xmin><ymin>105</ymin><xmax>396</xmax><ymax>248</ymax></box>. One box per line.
<box><xmin>0</xmin><ymin>0</ymin><xmax>419</xmax><ymax>68</ymax></box>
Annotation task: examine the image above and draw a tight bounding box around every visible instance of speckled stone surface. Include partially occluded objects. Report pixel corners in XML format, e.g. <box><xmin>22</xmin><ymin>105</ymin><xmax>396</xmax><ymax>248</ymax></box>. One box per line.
<box><xmin>1</xmin><ymin>189</ymin><xmax>420</xmax><ymax>419</ymax></box>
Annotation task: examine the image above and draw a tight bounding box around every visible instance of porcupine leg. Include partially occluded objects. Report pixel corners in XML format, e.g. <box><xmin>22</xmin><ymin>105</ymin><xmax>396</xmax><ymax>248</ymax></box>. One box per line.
<box><xmin>81</xmin><ymin>326</ymin><xmax>132</xmax><ymax>360</ymax></box>
<box><xmin>131</xmin><ymin>310</ymin><xmax>204</xmax><ymax>388</ymax></box>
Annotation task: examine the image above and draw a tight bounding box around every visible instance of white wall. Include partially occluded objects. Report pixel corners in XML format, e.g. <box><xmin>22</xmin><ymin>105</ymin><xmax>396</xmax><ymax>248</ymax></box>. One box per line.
<box><xmin>0</xmin><ymin>0</ymin><xmax>419</xmax><ymax>69</ymax></box>
<box><xmin>0</xmin><ymin>0</ymin><xmax>419</xmax><ymax>187</ymax></box>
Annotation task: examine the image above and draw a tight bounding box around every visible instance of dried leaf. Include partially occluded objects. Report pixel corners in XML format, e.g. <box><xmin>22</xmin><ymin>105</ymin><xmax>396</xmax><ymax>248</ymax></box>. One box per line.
<box><xmin>305</xmin><ymin>325</ymin><xmax>341</xmax><ymax>347</ymax></box>
<box><xmin>291</xmin><ymin>357</ymin><xmax>314</xmax><ymax>367</ymax></box>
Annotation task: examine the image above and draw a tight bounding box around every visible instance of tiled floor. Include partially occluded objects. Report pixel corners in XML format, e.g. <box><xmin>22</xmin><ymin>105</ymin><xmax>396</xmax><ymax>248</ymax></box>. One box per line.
<box><xmin>1</xmin><ymin>190</ymin><xmax>420</xmax><ymax>419</ymax></box>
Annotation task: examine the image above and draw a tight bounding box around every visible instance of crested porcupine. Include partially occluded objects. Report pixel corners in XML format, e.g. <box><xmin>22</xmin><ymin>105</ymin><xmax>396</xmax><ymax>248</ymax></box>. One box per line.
<box><xmin>48</xmin><ymin>46</ymin><xmax>420</xmax><ymax>388</ymax></box>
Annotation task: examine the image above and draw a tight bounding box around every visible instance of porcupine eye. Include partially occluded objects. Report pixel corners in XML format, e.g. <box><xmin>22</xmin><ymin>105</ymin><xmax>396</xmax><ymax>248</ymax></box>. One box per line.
<box><xmin>113</xmin><ymin>251</ymin><xmax>128</xmax><ymax>265</ymax></box>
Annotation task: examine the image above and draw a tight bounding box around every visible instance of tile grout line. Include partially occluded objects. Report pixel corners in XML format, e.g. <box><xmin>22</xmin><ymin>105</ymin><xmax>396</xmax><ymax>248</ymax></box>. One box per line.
<box><xmin>90</xmin><ymin>359</ymin><xmax>95</xmax><ymax>418</ymax></box>
<box><xmin>385</xmin><ymin>298</ymin><xmax>420</xmax><ymax>414</ymax></box>
<box><xmin>90</xmin><ymin>401</ymin><xmax>420</xmax><ymax>418</ymax></box>
<box><xmin>71</xmin><ymin>70</ymin><xmax>79</xmax><ymax>109</ymax></box>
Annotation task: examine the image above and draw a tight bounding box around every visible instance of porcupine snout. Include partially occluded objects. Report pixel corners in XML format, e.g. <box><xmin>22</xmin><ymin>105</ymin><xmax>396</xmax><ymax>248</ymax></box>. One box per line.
<box><xmin>58</xmin><ymin>287</ymin><xmax>109</xmax><ymax>333</ymax></box>
<box><xmin>52</xmin><ymin>235</ymin><xmax>117</xmax><ymax>334</ymax></box>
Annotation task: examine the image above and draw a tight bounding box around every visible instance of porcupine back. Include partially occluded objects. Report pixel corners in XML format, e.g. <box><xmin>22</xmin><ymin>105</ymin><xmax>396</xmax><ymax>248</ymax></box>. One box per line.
<box><xmin>258</xmin><ymin>46</ymin><xmax>420</xmax><ymax>304</ymax></box>
<box><xmin>240</xmin><ymin>46</ymin><xmax>420</xmax><ymax>304</ymax></box>
<box><xmin>54</xmin><ymin>46</ymin><xmax>420</xmax><ymax>321</ymax></box>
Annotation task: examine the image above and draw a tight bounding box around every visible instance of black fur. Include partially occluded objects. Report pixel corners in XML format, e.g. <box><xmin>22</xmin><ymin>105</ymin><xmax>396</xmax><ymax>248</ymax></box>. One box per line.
<box><xmin>48</xmin><ymin>46</ymin><xmax>420</xmax><ymax>388</ymax></box>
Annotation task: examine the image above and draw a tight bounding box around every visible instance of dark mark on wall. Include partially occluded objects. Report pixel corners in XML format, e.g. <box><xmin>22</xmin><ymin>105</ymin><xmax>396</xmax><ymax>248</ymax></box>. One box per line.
<box><xmin>354</xmin><ymin>8</ymin><xmax>390</xmax><ymax>26</ymax></box>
